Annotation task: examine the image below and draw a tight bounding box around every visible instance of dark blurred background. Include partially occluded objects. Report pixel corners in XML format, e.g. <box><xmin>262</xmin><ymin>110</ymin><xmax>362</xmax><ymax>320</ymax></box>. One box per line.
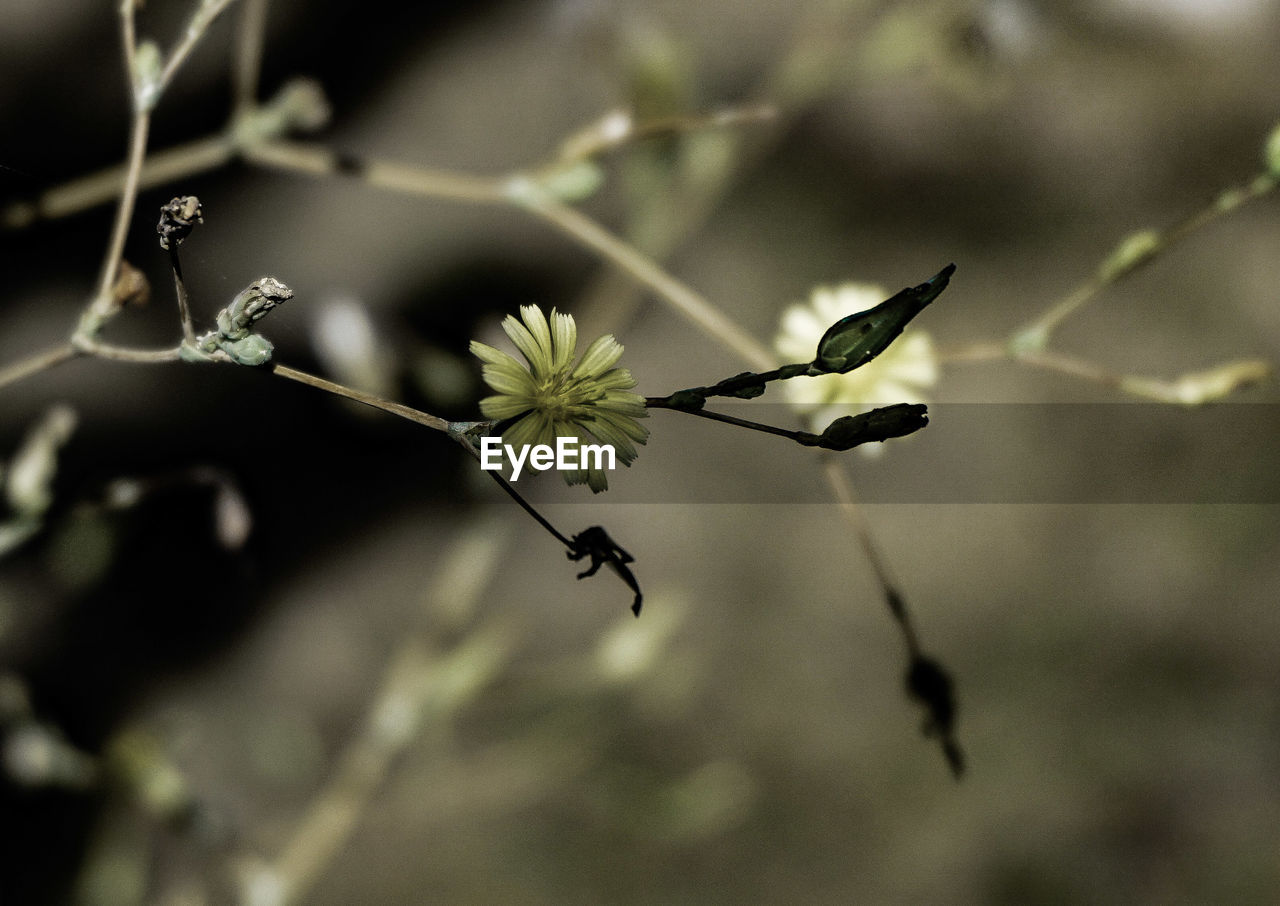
<box><xmin>2</xmin><ymin>0</ymin><xmax>1279</xmax><ymax>903</ymax></box>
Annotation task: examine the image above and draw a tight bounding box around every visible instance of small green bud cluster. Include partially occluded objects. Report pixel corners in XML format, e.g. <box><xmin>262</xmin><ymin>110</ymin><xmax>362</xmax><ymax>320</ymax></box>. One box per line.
<box><xmin>181</xmin><ymin>277</ymin><xmax>293</xmax><ymax>366</ymax></box>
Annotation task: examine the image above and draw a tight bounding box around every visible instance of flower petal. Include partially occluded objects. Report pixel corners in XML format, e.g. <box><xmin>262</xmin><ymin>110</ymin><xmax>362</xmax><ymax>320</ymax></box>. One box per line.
<box><xmin>504</xmin><ymin>409</ymin><xmax>552</xmax><ymax>452</ymax></box>
<box><xmin>592</xmin><ymin>368</ymin><xmax>639</xmax><ymax>392</ymax></box>
<box><xmin>584</xmin><ymin>409</ymin><xmax>650</xmax><ymax>464</ymax></box>
<box><xmin>480</xmin><ymin>365</ymin><xmax>534</xmax><ymax>397</ymax></box>
<box><xmin>584</xmin><ymin>417</ymin><xmax>636</xmax><ymax>464</ymax></box>
<box><xmin>549</xmin><ymin>308</ymin><xmax>577</xmax><ymax>371</ymax></box>
<box><xmin>503</xmin><ymin>310</ymin><xmax>547</xmax><ymax>374</ymax></box>
<box><xmin>469</xmin><ymin>340</ymin><xmax>522</xmax><ymax>371</ymax></box>
<box><xmin>586</xmin><ymin>467</ymin><xmax>610</xmax><ymax>493</ymax></box>
<box><xmin>574</xmin><ymin>334</ymin><xmax>624</xmax><ymax>377</ymax></box>
<box><xmin>521</xmin><ymin>305</ymin><xmax>554</xmax><ymax>369</ymax></box>
<box><xmin>554</xmin><ymin>422</ymin><xmax>595</xmax><ymax>490</ymax></box>
<box><xmin>479</xmin><ymin>394</ymin><xmax>534</xmax><ymax>420</ymax></box>
<box><xmin>881</xmin><ymin>332</ymin><xmax>938</xmax><ymax>387</ymax></box>
<box><xmin>498</xmin><ymin>413</ymin><xmax>537</xmax><ymax>448</ymax></box>
<box><xmin>595</xmin><ymin>407</ymin><xmax>650</xmax><ymax>443</ymax></box>
<box><xmin>600</xmin><ymin>388</ymin><xmax>648</xmax><ymax>413</ymax></box>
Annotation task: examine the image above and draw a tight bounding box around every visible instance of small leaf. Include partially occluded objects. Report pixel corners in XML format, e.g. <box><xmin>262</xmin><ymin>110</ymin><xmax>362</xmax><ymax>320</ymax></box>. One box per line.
<box><xmin>813</xmin><ymin>264</ymin><xmax>955</xmax><ymax>374</ymax></box>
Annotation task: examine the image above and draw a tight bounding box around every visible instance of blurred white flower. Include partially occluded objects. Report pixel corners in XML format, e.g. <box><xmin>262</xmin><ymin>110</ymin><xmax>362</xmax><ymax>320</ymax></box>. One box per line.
<box><xmin>5</xmin><ymin>404</ymin><xmax>77</xmax><ymax>517</ymax></box>
<box><xmin>310</xmin><ymin>297</ymin><xmax>396</xmax><ymax>398</ymax></box>
<box><xmin>775</xmin><ymin>283</ymin><xmax>939</xmax><ymax>452</ymax></box>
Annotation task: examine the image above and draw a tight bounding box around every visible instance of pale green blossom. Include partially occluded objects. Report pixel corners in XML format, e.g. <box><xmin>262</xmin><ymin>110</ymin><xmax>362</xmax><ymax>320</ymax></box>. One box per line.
<box><xmin>471</xmin><ymin>305</ymin><xmax>648</xmax><ymax>493</ymax></box>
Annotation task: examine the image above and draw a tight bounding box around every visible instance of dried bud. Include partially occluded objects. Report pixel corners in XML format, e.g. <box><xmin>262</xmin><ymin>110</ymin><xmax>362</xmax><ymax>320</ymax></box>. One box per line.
<box><xmin>111</xmin><ymin>259</ymin><xmax>151</xmax><ymax>309</ymax></box>
<box><xmin>157</xmin><ymin>196</ymin><xmax>204</xmax><ymax>250</ymax></box>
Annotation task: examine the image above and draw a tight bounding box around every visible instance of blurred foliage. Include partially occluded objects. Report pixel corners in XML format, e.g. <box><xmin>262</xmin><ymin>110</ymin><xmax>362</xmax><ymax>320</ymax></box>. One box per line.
<box><xmin>2</xmin><ymin>0</ymin><xmax>1279</xmax><ymax>904</ymax></box>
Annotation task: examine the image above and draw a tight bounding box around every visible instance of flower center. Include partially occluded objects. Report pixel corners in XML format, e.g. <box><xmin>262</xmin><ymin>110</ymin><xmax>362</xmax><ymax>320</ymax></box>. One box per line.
<box><xmin>531</xmin><ymin>370</ymin><xmax>601</xmax><ymax>421</ymax></box>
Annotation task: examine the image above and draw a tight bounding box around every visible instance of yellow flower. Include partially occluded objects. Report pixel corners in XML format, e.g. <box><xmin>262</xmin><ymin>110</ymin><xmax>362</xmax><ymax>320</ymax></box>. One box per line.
<box><xmin>775</xmin><ymin>283</ymin><xmax>939</xmax><ymax>450</ymax></box>
<box><xmin>470</xmin><ymin>305</ymin><xmax>648</xmax><ymax>493</ymax></box>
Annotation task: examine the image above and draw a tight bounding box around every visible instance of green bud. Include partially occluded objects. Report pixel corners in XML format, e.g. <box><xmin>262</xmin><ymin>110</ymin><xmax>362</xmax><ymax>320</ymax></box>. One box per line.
<box><xmin>712</xmin><ymin>372</ymin><xmax>769</xmax><ymax>400</ymax></box>
<box><xmin>664</xmin><ymin>389</ymin><xmax>708</xmax><ymax>412</ymax></box>
<box><xmin>813</xmin><ymin>264</ymin><xmax>955</xmax><ymax>374</ymax></box>
<box><xmin>1097</xmin><ymin>229</ymin><xmax>1160</xmax><ymax>283</ymax></box>
<box><xmin>234</xmin><ymin>78</ymin><xmax>332</xmax><ymax>147</ymax></box>
<box><xmin>181</xmin><ymin>278</ymin><xmax>292</xmax><ymax>366</ymax></box>
<box><xmin>817</xmin><ymin>403</ymin><xmax>928</xmax><ymax>450</ymax></box>
<box><xmin>221</xmin><ymin>334</ymin><xmax>275</xmax><ymax>367</ymax></box>
<box><xmin>131</xmin><ymin>40</ymin><xmax>163</xmax><ymax>111</ymax></box>
<box><xmin>538</xmin><ymin>160</ymin><xmax>605</xmax><ymax>203</ymax></box>
<box><xmin>178</xmin><ymin>341</ymin><xmax>218</xmax><ymax>363</ymax></box>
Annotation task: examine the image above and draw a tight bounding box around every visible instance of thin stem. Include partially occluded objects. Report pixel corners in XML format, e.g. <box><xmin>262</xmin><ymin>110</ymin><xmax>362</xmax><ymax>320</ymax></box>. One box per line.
<box><xmin>514</xmin><ymin>190</ymin><xmax>777</xmax><ymax>371</ymax></box>
<box><xmin>1015</xmin><ymin>171</ymin><xmax>1279</xmax><ymax>344</ymax></box>
<box><xmin>1014</xmin><ymin>348</ymin><xmax>1120</xmax><ymax>387</ymax></box>
<box><xmin>823</xmin><ymin>458</ymin><xmax>920</xmax><ymax>657</ymax></box>
<box><xmin>94</xmin><ymin>113</ymin><xmax>151</xmax><ymax>306</ymax></box>
<box><xmin>555</xmin><ymin>104</ymin><xmax>777</xmax><ymax>164</ymax></box>
<box><xmin>453</xmin><ymin>436</ymin><xmax>576</xmax><ymax>549</ymax></box>
<box><xmin>260</xmin><ymin>519</ymin><xmax>514</xmax><ymax>905</ymax></box>
<box><xmin>120</xmin><ymin>0</ymin><xmax>139</xmax><ymax>87</ymax></box>
<box><xmin>232</xmin><ymin>0</ymin><xmax>268</xmax><ymax>119</ymax></box>
<box><xmin>157</xmin><ymin>0</ymin><xmax>240</xmax><ymax>94</ymax></box>
<box><xmin>270</xmin><ymin>363</ymin><xmax>449</xmax><ymax>431</ymax></box>
<box><xmin>70</xmin><ymin>335</ymin><xmax>181</xmax><ymax>363</ymax></box>
<box><xmin>168</xmin><ymin>246</ymin><xmax>196</xmax><ymax>344</ymax></box>
<box><xmin>245</xmin><ymin>141</ymin><xmax>776</xmax><ymax>370</ymax></box>
<box><xmin>243</xmin><ymin>140</ymin><xmax>507</xmax><ymax>203</ymax></box>
<box><xmin>935</xmin><ymin>341</ymin><xmax>1005</xmax><ymax>364</ymax></box>
<box><xmin>3</xmin><ymin>135</ymin><xmax>235</xmax><ymax>229</ymax></box>
<box><xmin>91</xmin><ymin>0</ymin><xmax>153</xmax><ymax>304</ymax></box>
<box><xmin>645</xmin><ymin>397</ymin><xmax>805</xmax><ymax>442</ymax></box>
<box><xmin>0</xmin><ymin>344</ymin><xmax>80</xmax><ymax>391</ymax></box>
